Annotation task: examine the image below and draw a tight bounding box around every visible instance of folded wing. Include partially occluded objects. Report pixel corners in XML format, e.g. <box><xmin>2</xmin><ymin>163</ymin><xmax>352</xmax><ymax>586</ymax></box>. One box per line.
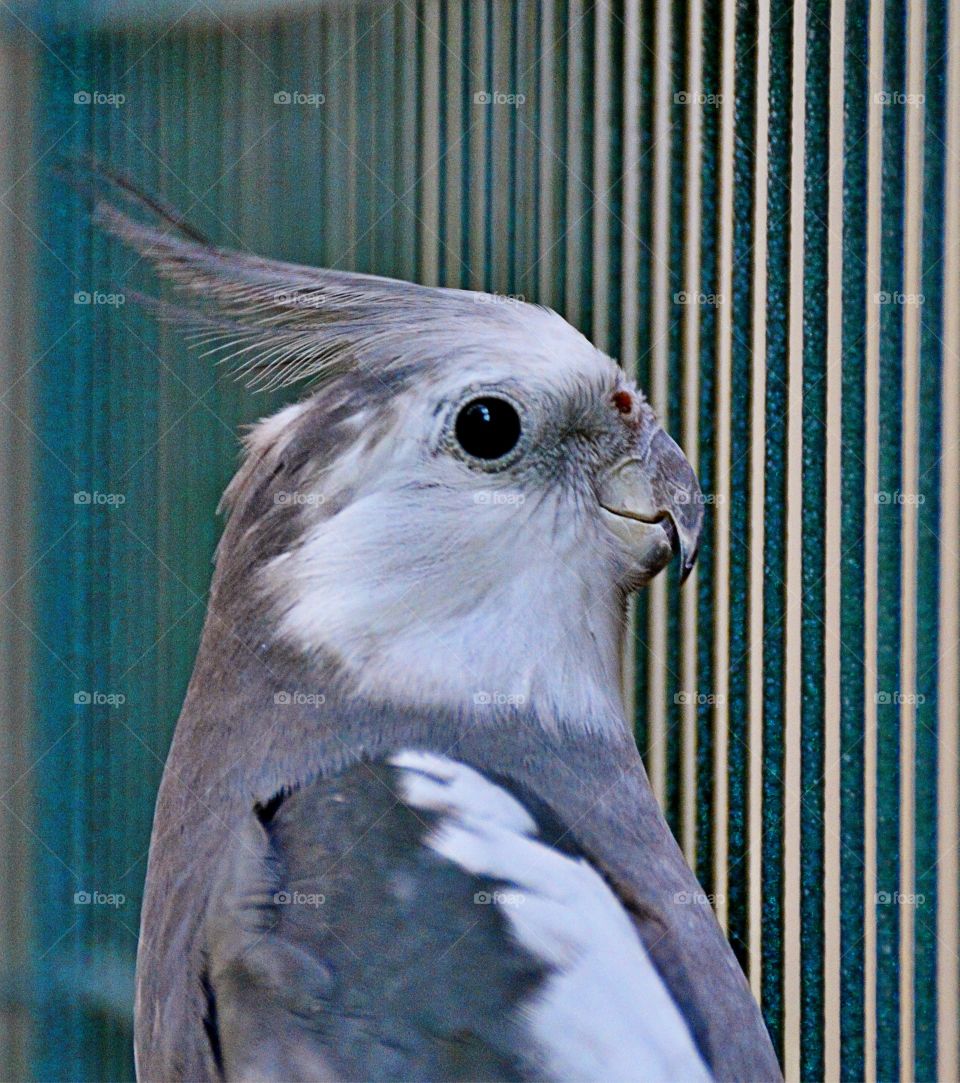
<box><xmin>202</xmin><ymin>750</ymin><xmax>711</xmax><ymax>1082</ymax></box>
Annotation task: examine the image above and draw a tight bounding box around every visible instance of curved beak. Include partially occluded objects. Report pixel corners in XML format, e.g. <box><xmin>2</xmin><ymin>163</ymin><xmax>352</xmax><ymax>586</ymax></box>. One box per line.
<box><xmin>598</xmin><ymin>428</ymin><xmax>704</xmax><ymax>583</ymax></box>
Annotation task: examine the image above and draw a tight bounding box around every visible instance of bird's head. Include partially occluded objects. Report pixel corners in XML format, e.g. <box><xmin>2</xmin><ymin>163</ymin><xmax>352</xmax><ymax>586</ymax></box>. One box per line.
<box><xmin>96</xmin><ymin>179</ymin><xmax>702</xmax><ymax>732</ymax></box>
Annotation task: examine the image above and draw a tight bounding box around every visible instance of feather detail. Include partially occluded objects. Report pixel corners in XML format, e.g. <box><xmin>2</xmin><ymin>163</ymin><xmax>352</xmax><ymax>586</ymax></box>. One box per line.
<box><xmin>80</xmin><ymin>160</ymin><xmax>555</xmax><ymax>391</ymax></box>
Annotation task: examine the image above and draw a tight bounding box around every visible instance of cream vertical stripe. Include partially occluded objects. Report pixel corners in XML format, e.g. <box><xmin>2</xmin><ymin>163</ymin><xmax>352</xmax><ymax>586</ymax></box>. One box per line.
<box><xmin>620</xmin><ymin>0</ymin><xmax>641</xmax><ymax>380</ymax></box>
<box><xmin>591</xmin><ymin>0</ymin><xmax>611</xmax><ymax>354</ymax></box>
<box><xmin>863</xmin><ymin>0</ymin><xmax>886</xmax><ymax>1075</ymax></box>
<box><xmin>490</xmin><ymin>3</ymin><xmax>511</xmax><ymax>296</ymax></box>
<box><xmin>712</xmin><ymin>0</ymin><xmax>736</xmax><ymax>936</ymax></box>
<box><xmin>345</xmin><ymin>9</ymin><xmax>358</xmax><ymax>262</ymax></box>
<box><xmin>399</xmin><ymin>2</ymin><xmax>419</xmax><ymax>280</ymax></box>
<box><xmin>443</xmin><ymin>1</ymin><xmax>464</xmax><ymax>284</ymax></box>
<box><xmin>937</xmin><ymin>1</ymin><xmax>960</xmax><ymax>1075</ymax></box>
<box><xmin>899</xmin><ymin>2</ymin><xmax>926</xmax><ymax>1078</ymax></box>
<box><xmin>536</xmin><ymin>0</ymin><xmax>557</xmax><ymax>310</ymax></box>
<box><xmin>564</xmin><ymin>0</ymin><xmax>584</xmax><ymax>326</ymax></box>
<box><xmin>620</xmin><ymin>0</ymin><xmax>641</xmax><ymax>720</ymax></box>
<box><xmin>783</xmin><ymin>0</ymin><xmax>807</xmax><ymax>1078</ymax></box>
<box><xmin>468</xmin><ymin>4</ymin><xmax>487</xmax><ymax>290</ymax></box>
<box><xmin>419</xmin><ymin>1</ymin><xmax>441</xmax><ymax>287</ymax></box>
<box><xmin>824</xmin><ymin>0</ymin><xmax>846</xmax><ymax>1077</ymax></box>
<box><xmin>647</xmin><ymin>0</ymin><xmax>672</xmax><ymax>807</ymax></box>
<box><xmin>748</xmin><ymin>0</ymin><xmax>771</xmax><ymax>1005</ymax></box>
<box><xmin>680</xmin><ymin>0</ymin><xmax>704</xmax><ymax>865</ymax></box>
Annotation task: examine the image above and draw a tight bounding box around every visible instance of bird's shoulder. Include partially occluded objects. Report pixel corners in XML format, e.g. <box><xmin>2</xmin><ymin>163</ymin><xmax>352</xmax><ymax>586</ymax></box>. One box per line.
<box><xmin>200</xmin><ymin>748</ymin><xmax>710</xmax><ymax>1082</ymax></box>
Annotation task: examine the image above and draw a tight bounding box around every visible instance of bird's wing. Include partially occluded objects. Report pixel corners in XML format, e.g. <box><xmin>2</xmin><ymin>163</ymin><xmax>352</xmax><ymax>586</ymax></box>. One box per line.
<box><xmin>201</xmin><ymin>750</ymin><xmax>712</xmax><ymax>1083</ymax></box>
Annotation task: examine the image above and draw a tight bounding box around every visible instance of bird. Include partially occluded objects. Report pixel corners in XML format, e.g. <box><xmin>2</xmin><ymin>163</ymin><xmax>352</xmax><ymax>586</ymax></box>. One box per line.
<box><xmin>89</xmin><ymin>166</ymin><xmax>782</xmax><ymax>1083</ymax></box>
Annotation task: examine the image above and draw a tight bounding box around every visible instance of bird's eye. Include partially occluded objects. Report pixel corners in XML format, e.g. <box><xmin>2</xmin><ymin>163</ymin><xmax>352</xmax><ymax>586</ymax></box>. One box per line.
<box><xmin>454</xmin><ymin>397</ymin><xmax>522</xmax><ymax>461</ymax></box>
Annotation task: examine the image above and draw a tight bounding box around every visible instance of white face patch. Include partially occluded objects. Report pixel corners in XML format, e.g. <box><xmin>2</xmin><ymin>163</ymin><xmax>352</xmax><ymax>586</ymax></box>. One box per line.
<box><xmin>392</xmin><ymin>753</ymin><xmax>712</xmax><ymax>1083</ymax></box>
<box><xmin>265</xmin><ymin>482</ymin><xmax>629</xmax><ymax>731</ymax></box>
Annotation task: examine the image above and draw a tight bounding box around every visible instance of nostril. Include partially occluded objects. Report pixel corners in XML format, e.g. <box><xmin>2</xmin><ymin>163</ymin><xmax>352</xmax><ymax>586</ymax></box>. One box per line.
<box><xmin>612</xmin><ymin>390</ymin><xmax>635</xmax><ymax>415</ymax></box>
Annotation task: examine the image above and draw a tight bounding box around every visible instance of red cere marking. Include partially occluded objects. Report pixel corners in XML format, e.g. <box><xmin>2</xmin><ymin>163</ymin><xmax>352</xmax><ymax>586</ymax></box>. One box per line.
<box><xmin>612</xmin><ymin>390</ymin><xmax>635</xmax><ymax>415</ymax></box>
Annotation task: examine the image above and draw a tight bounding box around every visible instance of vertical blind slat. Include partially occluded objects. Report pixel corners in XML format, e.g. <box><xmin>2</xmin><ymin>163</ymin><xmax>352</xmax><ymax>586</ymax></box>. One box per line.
<box><xmin>839</xmin><ymin>1</ymin><xmax>870</xmax><ymax>1076</ymax></box>
<box><xmin>937</xmin><ymin>2</ymin><xmax>960</xmax><ymax>1077</ymax></box>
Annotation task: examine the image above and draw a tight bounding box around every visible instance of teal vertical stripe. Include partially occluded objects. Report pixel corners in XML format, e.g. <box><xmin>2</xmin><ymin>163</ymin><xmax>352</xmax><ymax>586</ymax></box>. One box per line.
<box><xmin>480</xmin><ymin>0</ymin><xmax>494</xmax><ymax>292</ymax></box>
<box><xmin>458</xmin><ymin>1</ymin><xmax>473</xmax><ymax>289</ymax></box>
<box><xmin>578</xmin><ymin>2</ymin><xmax>594</xmax><ymax>335</ymax></box>
<box><xmin>35</xmin><ymin>29</ymin><xmax>84</xmax><ymax>1081</ymax></box>
<box><xmin>604</xmin><ymin>9</ymin><xmax>624</xmax><ymax>360</ymax></box>
<box><xmin>839</xmin><ymin>1</ymin><xmax>869</xmax><ymax>1077</ymax></box>
<box><xmin>727</xmin><ymin>0</ymin><xmax>759</xmax><ymax>978</ymax></box>
<box><xmin>434</xmin><ymin>0</ymin><xmax>451</xmax><ymax>285</ymax></box>
<box><xmin>104</xmin><ymin>27</ymin><xmax>127</xmax><ymax>1072</ymax></box>
<box><xmin>662</xmin><ymin>0</ymin><xmax>688</xmax><ymax>840</ymax></box>
<box><xmin>914</xmin><ymin>3</ymin><xmax>948</xmax><ymax>1079</ymax></box>
<box><xmin>556</xmin><ymin>0</ymin><xmax>571</xmax><ymax>312</ymax></box>
<box><xmin>876</xmin><ymin>1</ymin><xmax>907</xmax><ymax>1076</ymax></box>
<box><xmin>760</xmin><ymin>0</ymin><xmax>793</xmax><ymax>1057</ymax></box>
<box><xmin>506</xmin><ymin>1</ymin><xmax>520</xmax><ymax>297</ymax></box>
<box><xmin>800</xmin><ymin>2</ymin><xmax>830</xmax><ymax>1079</ymax></box>
<box><xmin>630</xmin><ymin>0</ymin><xmax>657</xmax><ymax>768</ymax></box>
<box><xmin>694</xmin><ymin>0</ymin><xmax>721</xmax><ymax>896</ymax></box>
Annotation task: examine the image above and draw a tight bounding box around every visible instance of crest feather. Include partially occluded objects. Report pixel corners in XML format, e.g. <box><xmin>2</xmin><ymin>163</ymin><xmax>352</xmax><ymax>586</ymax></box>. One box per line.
<box><xmin>83</xmin><ymin>162</ymin><xmax>544</xmax><ymax>391</ymax></box>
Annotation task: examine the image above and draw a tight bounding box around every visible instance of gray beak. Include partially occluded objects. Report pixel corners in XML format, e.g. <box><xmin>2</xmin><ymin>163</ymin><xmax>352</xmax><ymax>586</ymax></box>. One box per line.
<box><xmin>598</xmin><ymin>427</ymin><xmax>704</xmax><ymax>583</ymax></box>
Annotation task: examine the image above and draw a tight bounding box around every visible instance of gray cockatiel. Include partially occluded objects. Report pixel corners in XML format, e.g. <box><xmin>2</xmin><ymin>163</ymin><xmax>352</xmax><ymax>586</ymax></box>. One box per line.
<box><xmin>92</xmin><ymin>170</ymin><xmax>781</xmax><ymax>1083</ymax></box>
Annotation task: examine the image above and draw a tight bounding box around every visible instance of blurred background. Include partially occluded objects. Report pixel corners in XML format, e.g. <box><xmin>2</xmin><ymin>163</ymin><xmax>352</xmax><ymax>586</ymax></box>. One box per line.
<box><xmin>0</xmin><ymin>1</ymin><xmax>957</xmax><ymax>1080</ymax></box>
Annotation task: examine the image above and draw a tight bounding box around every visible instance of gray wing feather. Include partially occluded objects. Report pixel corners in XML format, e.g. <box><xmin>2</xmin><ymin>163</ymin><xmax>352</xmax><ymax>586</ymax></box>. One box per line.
<box><xmin>202</xmin><ymin>759</ymin><xmax>547</xmax><ymax>1082</ymax></box>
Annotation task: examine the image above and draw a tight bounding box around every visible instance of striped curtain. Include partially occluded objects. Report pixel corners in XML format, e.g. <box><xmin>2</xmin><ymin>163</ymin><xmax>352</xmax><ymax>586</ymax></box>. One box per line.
<box><xmin>18</xmin><ymin>2</ymin><xmax>959</xmax><ymax>1080</ymax></box>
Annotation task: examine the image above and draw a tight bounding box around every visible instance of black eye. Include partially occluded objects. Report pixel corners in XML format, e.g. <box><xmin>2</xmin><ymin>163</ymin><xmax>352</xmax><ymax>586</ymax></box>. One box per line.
<box><xmin>454</xmin><ymin>397</ymin><xmax>522</xmax><ymax>461</ymax></box>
